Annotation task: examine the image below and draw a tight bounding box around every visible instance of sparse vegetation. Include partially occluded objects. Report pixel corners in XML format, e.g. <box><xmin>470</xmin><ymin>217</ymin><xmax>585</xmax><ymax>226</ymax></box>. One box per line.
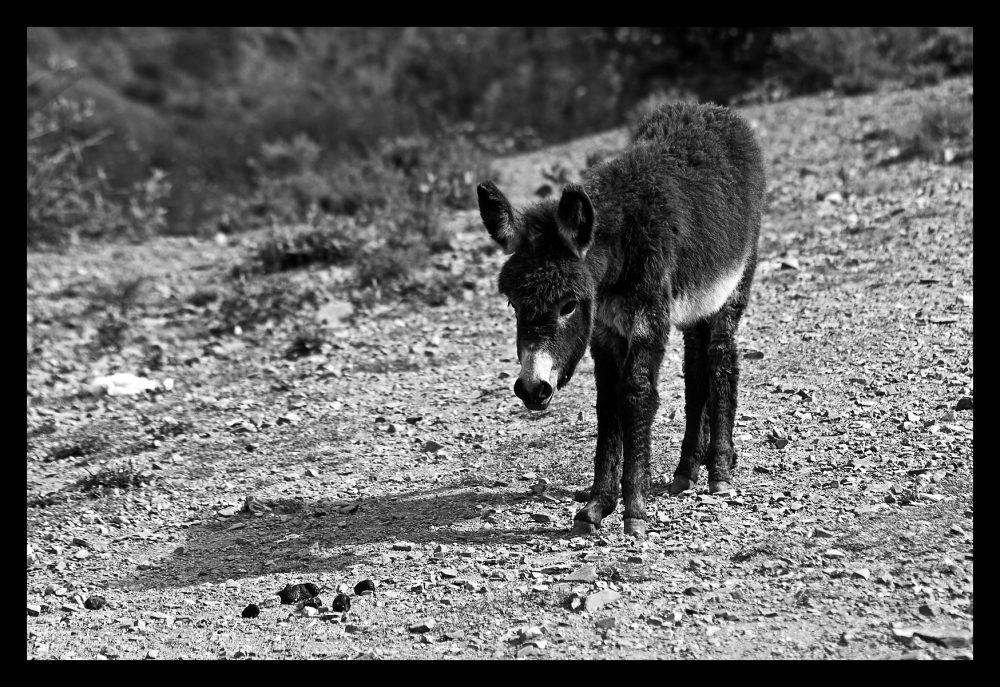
<box><xmin>76</xmin><ymin>460</ymin><xmax>152</xmax><ymax>492</ymax></box>
<box><xmin>217</xmin><ymin>274</ymin><xmax>321</xmax><ymax>333</ymax></box>
<box><xmin>887</xmin><ymin>100</ymin><xmax>974</xmax><ymax>164</ymax></box>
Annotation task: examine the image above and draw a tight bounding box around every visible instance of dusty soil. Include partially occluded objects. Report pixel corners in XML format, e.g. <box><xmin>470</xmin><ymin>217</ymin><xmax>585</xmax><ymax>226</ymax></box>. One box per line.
<box><xmin>27</xmin><ymin>77</ymin><xmax>973</xmax><ymax>660</ymax></box>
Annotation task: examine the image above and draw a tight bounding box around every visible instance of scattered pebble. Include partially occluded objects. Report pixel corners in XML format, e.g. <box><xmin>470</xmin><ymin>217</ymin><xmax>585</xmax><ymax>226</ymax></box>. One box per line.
<box><xmin>594</xmin><ymin>616</ymin><xmax>617</xmax><ymax>630</ymax></box>
<box><xmin>241</xmin><ymin>604</ymin><xmax>260</xmax><ymax>618</ymax></box>
<box><xmin>408</xmin><ymin>618</ymin><xmax>436</xmax><ymax>633</ymax></box>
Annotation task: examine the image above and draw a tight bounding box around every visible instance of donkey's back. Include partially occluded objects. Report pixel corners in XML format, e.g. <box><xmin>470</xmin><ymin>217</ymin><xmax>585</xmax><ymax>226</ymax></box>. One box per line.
<box><xmin>587</xmin><ymin>102</ymin><xmax>766</xmax><ymax>330</ymax></box>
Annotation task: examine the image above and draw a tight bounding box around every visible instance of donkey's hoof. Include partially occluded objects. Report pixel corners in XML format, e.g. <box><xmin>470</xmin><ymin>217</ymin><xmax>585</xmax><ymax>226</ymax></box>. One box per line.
<box><xmin>623</xmin><ymin>518</ymin><xmax>646</xmax><ymax>540</ymax></box>
<box><xmin>708</xmin><ymin>481</ymin><xmax>733</xmax><ymax>494</ymax></box>
<box><xmin>669</xmin><ymin>476</ymin><xmax>695</xmax><ymax>495</ymax></box>
<box><xmin>570</xmin><ymin>521</ymin><xmax>598</xmax><ymax>537</ymax></box>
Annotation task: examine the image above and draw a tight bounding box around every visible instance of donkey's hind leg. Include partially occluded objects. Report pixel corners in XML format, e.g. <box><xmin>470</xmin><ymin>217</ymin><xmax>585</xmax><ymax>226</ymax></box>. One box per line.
<box><xmin>704</xmin><ymin>272</ymin><xmax>752</xmax><ymax>493</ymax></box>
<box><xmin>672</xmin><ymin>322</ymin><xmax>711</xmax><ymax>494</ymax></box>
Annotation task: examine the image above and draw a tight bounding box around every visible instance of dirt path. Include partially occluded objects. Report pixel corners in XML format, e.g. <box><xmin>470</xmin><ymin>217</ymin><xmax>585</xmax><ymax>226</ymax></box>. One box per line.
<box><xmin>27</xmin><ymin>77</ymin><xmax>973</xmax><ymax>660</ymax></box>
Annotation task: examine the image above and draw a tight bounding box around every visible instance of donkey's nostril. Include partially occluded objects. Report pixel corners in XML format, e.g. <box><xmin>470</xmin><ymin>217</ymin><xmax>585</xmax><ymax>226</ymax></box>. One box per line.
<box><xmin>513</xmin><ymin>378</ymin><xmax>527</xmax><ymax>400</ymax></box>
<box><xmin>537</xmin><ymin>381</ymin><xmax>552</xmax><ymax>401</ymax></box>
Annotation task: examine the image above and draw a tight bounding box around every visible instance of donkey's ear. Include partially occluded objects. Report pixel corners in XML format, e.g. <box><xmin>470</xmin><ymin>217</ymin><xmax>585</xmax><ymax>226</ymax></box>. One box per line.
<box><xmin>556</xmin><ymin>183</ymin><xmax>594</xmax><ymax>259</ymax></box>
<box><xmin>477</xmin><ymin>181</ymin><xmax>521</xmax><ymax>254</ymax></box>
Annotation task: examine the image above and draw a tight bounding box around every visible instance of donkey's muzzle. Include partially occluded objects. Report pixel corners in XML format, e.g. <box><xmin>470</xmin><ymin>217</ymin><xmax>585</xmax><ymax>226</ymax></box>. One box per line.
<box><xmin>514</xmin><ymin>377</ymin><xmax>552</xmax><ymax>411</ymax></box>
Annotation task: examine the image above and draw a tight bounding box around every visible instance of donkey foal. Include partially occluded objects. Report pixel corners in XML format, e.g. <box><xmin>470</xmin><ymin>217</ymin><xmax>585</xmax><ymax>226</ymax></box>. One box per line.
<box><xmin>478</xmin><ymin>103</ymin><xmax>765</xmax><ymax>540</ymax></box>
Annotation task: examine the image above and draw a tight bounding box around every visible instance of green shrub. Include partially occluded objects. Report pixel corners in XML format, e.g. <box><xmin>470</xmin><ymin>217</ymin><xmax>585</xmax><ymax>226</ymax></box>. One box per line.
<box><xmin>27</xmin><ymin>55</ymin><xmax>171</xmax><ymax>244</ymax></box>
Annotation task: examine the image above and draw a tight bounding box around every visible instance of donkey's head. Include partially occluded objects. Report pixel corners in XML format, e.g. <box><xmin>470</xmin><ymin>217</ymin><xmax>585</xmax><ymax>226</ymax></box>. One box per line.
<box><xmin>478</xmin><ymin>180</ymin><xmax>597</xmax><ymax>411</ymax></box>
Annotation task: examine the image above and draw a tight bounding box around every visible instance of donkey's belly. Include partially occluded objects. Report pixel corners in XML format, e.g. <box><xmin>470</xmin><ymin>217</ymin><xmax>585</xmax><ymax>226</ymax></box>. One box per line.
<box><xmin>669</xmin><ymin>260</ymin><xmax>746</xmax><ymax>328</ymax></box>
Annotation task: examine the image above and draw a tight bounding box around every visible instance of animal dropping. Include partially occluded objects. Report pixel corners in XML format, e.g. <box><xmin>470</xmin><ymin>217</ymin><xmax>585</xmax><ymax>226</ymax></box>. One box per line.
<box><xmin>478</xmin><ymin>103</ymin><xmax>766</xmax><ymax>540</ymax></box>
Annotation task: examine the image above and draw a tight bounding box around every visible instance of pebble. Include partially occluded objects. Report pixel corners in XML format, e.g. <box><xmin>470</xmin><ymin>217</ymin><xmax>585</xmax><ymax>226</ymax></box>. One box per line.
<box><xmin>84</xmin><ymin>596</ymin><xmax>107</xmax><ymax>610</ymax></box>
<box><xmin>241</xmin><ymin>604</ymin><xmax>260</xmax><ymax>618</ymax></box>
<box><xmin>146</xmin><ymin>649</ymin><xmax>159</xmax><ymax>659</ymax></box>
<box><xmin>393</xmin><ymin>542</ymin><xmax>415</xmax><ymax>551</ymax></box>
<box><xmin>409</xmin><ymin>618</ymin><xmax>436</xmax><ymax>633</ymax></box>
<box><xmin>530</xmin><ymin>513</ymin><xmax>555</xmax><ymax>524</ymax></box>
<box><xmin>594</xmin><ymin>616</ymin><xmax>617</xmax><ymax>630</ymax></box>
<box><xmin>824</xmin><ymin>549</ymin><xmax>847</xmax><ymax>559</ymax></box>
<box><xmin>584</xmin><ymin>588</ymin><xmax>620</xmax><ymax>613</ymax></box>
<box><xmin>563</xmin><ymin>566</ymin><xmax>598</xmax><ymax>583</ymax></box>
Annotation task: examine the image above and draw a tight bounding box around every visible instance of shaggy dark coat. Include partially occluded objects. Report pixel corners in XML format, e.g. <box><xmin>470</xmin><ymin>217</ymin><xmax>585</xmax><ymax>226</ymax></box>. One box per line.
<box><xmin>478</xmin><ymin>102</ymin><xmax>766</xmax><ymax>539</ymax></box>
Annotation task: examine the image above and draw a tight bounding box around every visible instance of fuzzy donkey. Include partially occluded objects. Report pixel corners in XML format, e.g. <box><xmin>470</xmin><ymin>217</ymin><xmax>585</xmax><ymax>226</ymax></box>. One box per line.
<box><xmin>478</xmin><ymin>102</ymin><xmax>765</xmax><ymax>540</ymax></box>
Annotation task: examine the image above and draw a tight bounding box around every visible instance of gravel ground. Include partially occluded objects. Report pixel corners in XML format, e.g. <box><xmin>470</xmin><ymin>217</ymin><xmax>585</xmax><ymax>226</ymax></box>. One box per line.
<box><xmin>27</xmin><ymin>77</ymin><xmax>973</xmax><ymax>660</ymax></box>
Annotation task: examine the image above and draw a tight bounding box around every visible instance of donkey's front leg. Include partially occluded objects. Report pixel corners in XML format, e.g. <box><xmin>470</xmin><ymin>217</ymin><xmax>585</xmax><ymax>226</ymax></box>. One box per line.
<box><xmin>618</xmin><ymin>336</ymin><xmax>666</xmax><ymax>540</ymax></box>
<box><xmin>572</xmin><ymin>327</ymin><xmax>626</xmax><ymax>536</ymax></box>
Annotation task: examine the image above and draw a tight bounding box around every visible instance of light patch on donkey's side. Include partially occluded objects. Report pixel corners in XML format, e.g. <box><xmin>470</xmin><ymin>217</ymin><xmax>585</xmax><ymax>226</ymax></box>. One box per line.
<box><xmin>519</xmin><ymin>348</ymin><xmax>559</xmax><ymax>388</ymax></box>
<box><xmin>669</xmin><ymin>262</ymin><xmax>746</xmax><ymax>328</ymax></box>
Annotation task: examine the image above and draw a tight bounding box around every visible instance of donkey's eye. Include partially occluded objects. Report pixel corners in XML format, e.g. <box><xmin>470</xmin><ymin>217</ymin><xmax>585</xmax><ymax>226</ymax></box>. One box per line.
<box><xmin>560</xmin><ymin>300</ymin><xmax>578</xmax><ymax>317</ymax></box>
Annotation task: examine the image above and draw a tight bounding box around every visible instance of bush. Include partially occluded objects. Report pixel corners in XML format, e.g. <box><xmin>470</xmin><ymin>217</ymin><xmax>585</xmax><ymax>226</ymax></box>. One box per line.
<box><xmin>27</xmin><ymin>55</ymin><xmax>171</xmax><ymax>245</ymax></box>
<box><xmin>770</xmin><ymin>28</ymin><xmax>970</xmax><ymax>97</ymax></box>
<box><xmin>888</xmin><ymin>101</ymin><xmax>974</xmax><ymax>164</ymax></box>
<box><xmin>217</xmin><ymin>274</ymin><xmax>321</xmax><ymax>332</ymax></box>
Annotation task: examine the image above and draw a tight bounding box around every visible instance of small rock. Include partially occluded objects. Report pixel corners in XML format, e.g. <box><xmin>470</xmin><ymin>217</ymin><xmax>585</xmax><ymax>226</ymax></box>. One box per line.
<box><xmin>440</xmin><ymin>568</ymin><xmax>459</xmax><ymax>578</ymax></box>
<box><xmin>145</xmin><ymin>649</ymin><xmax>159</xmax><ymax>660</ymax></box>
<box><xmin>345</xmin><ymin>624</ymin><xmax>363</xmax><ymax>634</ymax></box>
<box><xmin>955</xmin><ymin>397</ymin><xmax>973</xmax><ymax>411</ymax></box>
<box><xmin>780</xmin><ymin>256</ymin><xmax>800</xmax><ymax>270</ymax></box>
<box><xmin>84</xmin><ymin>596</ymin><xmax>107</xmax><ymax>610</ymax></box>
<box><xmin>918</xmin><ymin>602</ymin><xmax>941</xmax><ymax>618</ymax></box>
<box><xmin>584</xmin><ymin>588</ymin><xmax>620</xmax><ymax>613</ymax></box>
<box><xmin>261</xmin><ymin>596</ymin><xmax>281</xmax><ymax>608</ymax></box>
<box><xmin>627</xmin><ymin>555</ymin><xmax>644</xmax><ymax>564</ymax></box>
<box><xmin>743</xmin><ymin>349</ymin><xmax>765</xmax><ymax>360</ymax></box>
<box><xmin>300</xmin><ymin>605</ymin><xmax>319</xmax><ymax>617</ymax></box>
<box><xmin>516</xmin><ymin>644</ymin><xmax>540</xmax><ymax>658</ymax></box>
<box><xmin>594</xmin><ymin>616</ymin><xmax>617</xmax><ymax>630</ymax></box>
<box><xmin>27</xmin><ymin>603</ymin><xmax>41</xmax><ymax>617</ymax></box>
<box><xmin>562</xmin><ymin>566</ymin><xmax>598</xmax><ymax>583</ymax></box>
<box><xmin>409</xmin><ymin>618</ymin><xmax>436</xmax><ymax>633</ymax></box>
<box><xmin>665</xmin><ymin>610</ymin><xmax>684</xmax><ymax>623</ymax></box>
<box><xmin>824</xmin><ymin>549</ymin><xmax>847</xmax><ymax>559</ymax></box>
<box><xmin>423</xmin><ymin>440</ymin><xmax>445</xmax><ymax>454</ymax></box>
<box><xmin>530</xmin><ymin>513</ymin><xmax>555</xmax><ymax>524</ymax></box>
<box><xmin>949</xmin><ymin>524</ymin><xmax>967</xmax><ymax>537</ymax></box>
<box><xmin>851</xmin><ymin>569</ymin><xmax>871</xmax><ymax>581</ymax></box>
<box><xmin>392</xmin><ymin>542</ymin><xmax>415</xmax><ymax>551</ymax></box>
<box><xmin>646</xmin><ymin>616</ymin><xmax>664</xmax><ymax>626</ymax></box>
<box><xmin>241</xmin><ymin>604</ymin><xmax>260</xmax><ymax>618</ymax></box>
